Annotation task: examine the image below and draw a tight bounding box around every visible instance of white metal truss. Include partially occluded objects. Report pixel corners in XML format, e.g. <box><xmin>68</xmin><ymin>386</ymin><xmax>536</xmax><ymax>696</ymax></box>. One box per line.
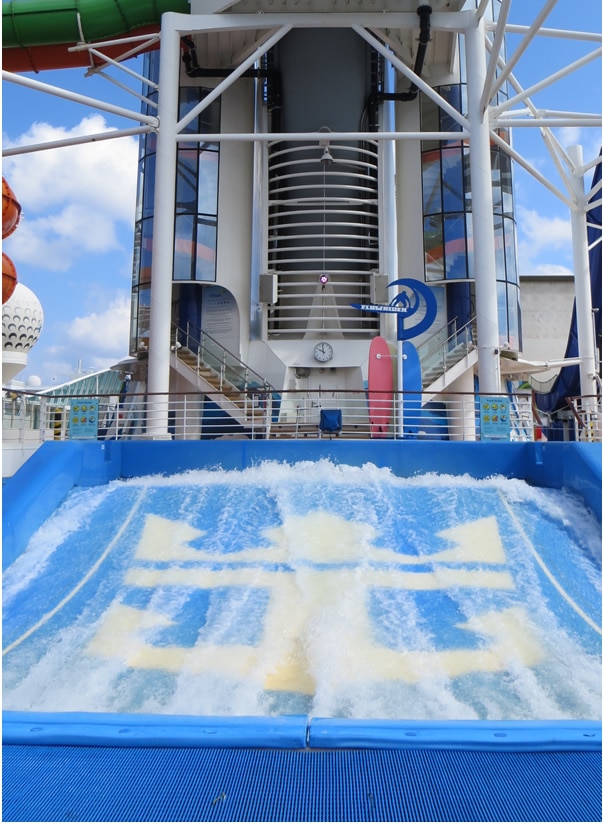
<box><xmin>2</xmin><ymin>2</ymin><xmax>601</xmax><ymax>434</ymax></box>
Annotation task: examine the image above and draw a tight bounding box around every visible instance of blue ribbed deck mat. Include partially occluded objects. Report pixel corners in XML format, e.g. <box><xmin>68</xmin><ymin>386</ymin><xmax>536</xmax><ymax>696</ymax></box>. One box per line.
<box><xmin>3</xmin><ymin>745</ymin><xmax>601</xmax><ymax>822</ymax></box>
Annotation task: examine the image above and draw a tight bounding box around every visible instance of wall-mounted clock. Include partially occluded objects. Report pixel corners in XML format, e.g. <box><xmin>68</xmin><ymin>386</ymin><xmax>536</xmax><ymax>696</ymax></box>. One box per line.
<box><xmin>313</xmin><ymin>341</ymin><xmax>334</xmax><ymax>363</ymax></box>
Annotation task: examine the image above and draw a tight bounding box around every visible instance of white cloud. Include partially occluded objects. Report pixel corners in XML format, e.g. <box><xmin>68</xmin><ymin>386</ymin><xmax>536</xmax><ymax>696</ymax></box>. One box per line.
<box><xmin>64</xmin><ymin>292</ymin><xmax>131</xmax><ymax>356</ymax></box>
<box><xmin>3</xmin><ymin>115</ymin><xmax>138</xmax><ymax>271</ymax></box>
<box><xmin>28</xmin><ymin>292</ymin><xmax>132</xmax><ymax>384</ymax></box>
<box><xmin>515</xmin><ymin>205</ymin><xmax>573</xmax><ymax>274</ymax></box>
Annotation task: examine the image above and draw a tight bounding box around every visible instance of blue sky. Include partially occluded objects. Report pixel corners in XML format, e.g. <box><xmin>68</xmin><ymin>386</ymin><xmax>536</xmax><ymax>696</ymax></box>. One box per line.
<box><xmin>2</xmin><ymin>3</ymin><xmax>601</xmax><ymax>387</ymax></box>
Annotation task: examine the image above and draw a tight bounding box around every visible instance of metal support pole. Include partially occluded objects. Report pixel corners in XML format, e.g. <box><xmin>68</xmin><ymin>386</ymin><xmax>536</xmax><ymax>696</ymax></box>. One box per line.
<box><xmin>146</xmin><ymin>15</ymin><xmax>180</xmax><ymax>437</ymax></box>
<box><xmin>568</xmin><ymin>144</ymin><xmax>598</xmax><ymax>407</ymax></box>
<box><xmin>396</xmin><ymin>333</ymin><xmax>405</xmax><ymax>439</ymax></box>
<box><xmin>465</xmin><ymin>15</ymin><xmax>502</xmax><ymax>394</ymax></box>
<box><xmin>381</xmin><ymin>62</ymin><xmax>398</xmax><ymax>343</ymax></box>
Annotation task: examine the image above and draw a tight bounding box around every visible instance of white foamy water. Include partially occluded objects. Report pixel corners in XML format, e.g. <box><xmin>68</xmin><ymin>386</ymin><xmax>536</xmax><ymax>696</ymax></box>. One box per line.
<box><xmin>3</xmin><ymin>460</ymin><xmax>601</xmax><ymax>720</ymax></box>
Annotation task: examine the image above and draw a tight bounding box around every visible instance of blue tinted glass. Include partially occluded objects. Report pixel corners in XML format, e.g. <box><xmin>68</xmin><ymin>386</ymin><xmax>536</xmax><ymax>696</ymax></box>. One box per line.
<box><xmin>132</xmin><ymin>223</ymin><xmax>141</xmax><ymax>286</ymax></box>
<box><xmin>442</xmin><ymin>148</ymin><xmax>464</xmax><ymax>212</ymax></box>
<box><xmin>176</xmin><ymin>148</ymin><xmax>198</xmax><ymax>214</ymax></box>
<box><xmin>504</xmin><ymin>217</ymin><xmax>518</xmax><ymax>283</ymax></box>
<box><xmin>440</xmin><ymin>85</ymin><xmax>463</xmax><ymax>133</ymax></box>
<box><xmin>493</xmin><ymin>213</ymin><xmax>506</xmax><ymax>279</ymax></box>
<box><xmin>198</xmin><ymin>150</ymin><xmax>219</xmax><ymax>215</ymax></box>
<box><xmin>174</xmin><ymin>214</ymin><xmax>195</xmax><ymax>280</ymax></box>
<box><xmin>142</xmin><ymin>153</ymin><xmax>156</xmax><ymax>217</ymax></box>
<box><xmin>444</xmin><ymin>215</ymin><xmax>468</xmax><ymax>279</ymax></box>
<box><xmin>463</xmin><ymin>147</ymin><xmax>472</xmax><ymax>209</ymax></box>
<box><xmin>137</xmin><ymin>285</ymin><xmax>151</xmax><ymax>347</ymax></box>
<box><xmin>422</xmin><ymin>150</ymin><xmax>442</xmax><ymax>214</ymax></box>
<box><xmin>491</xmin><ymin>149</ymin><xmax>502</xmax><ymax>213</ymax></box>
<box><xmin>500</xmin><ymin>150</ymin><xmax>513</xmax><ymax>213</ymax></box>
<box><xmin>466</xmin><ymin>212</ymin><xmax>475</xmax><ymax>279</ymax></box>
<box><xmin>180</xmin><ymin>87</ymin><xmax>201</xmax><ymax>134</ymax></box>
<box><xmin>497</xmin><ymin>281</ymin><xmax>508</xmax><ymax>343</ymax></box>
<box><xmin>195</xmin><ymin>217</ymin><xmax>217</xmax><ymax>281</ymax></box>
<box><xmin>424</xmin><ymin>215</ymin><xmax>444</xmax><ymax>281</ymax></box>
<box><xmin>140</xmin><ymin>218</ymin><xmax>154</xmax><ymax>284</ymax></box>
<box><xmin>506</xmin><ymin>282</ymin><xmax>520</xmax><ymax>350</ymax></box>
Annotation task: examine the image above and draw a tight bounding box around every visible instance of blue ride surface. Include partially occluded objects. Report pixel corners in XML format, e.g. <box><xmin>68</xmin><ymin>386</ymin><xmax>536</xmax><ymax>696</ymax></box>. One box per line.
<box><xmin>3</xmin><ymin>440</ymin><xmax>601</xmax><ymax>822</ymax></box>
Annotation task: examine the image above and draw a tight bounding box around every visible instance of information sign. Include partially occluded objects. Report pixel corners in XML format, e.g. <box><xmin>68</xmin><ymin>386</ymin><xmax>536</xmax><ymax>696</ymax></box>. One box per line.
<box><xmin>480</xmin><ymin>397</ymin><xmax>511</xmax><ymax>441</ymax></box>
<box><xmin>69</xmin><ymin>399</ymin><xmax>99</xmax><ymax>440</ymax></box>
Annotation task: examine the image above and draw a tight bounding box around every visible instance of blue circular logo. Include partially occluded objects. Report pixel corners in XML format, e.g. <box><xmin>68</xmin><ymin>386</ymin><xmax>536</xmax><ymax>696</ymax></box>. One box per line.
<box><xmin>388</xmin><ymin>279</ymin><xmax>438</xmax><ymax>340</ymax></box>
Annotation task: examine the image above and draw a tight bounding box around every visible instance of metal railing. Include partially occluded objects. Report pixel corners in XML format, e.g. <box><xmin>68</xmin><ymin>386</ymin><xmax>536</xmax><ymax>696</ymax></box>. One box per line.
<box><xmin>417</xmin><ymin>316</ymin><xmax>475</xmax><ymax>387</ymax></box>
<box><xmin>3</xmin><ymin>387</ymin><xmax>567</xmax><ymax>448</ymax></box>
<box><xmin>566</xmin><ymin>395</ymin><xmax>602</xmax><ymax>442</ymax></box>
<box><xmin>172</xmin><ymin>324</ymin><xmax>274</xmax><ymax>395</ymax></box>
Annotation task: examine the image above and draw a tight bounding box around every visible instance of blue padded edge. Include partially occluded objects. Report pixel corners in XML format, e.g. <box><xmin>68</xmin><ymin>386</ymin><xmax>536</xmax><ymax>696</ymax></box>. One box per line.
<box><xmin>308</xmin><ymin>718</ymin><xmax>603</xmax><ymax>751</ymax></box>
<box><xmin>4</xmin><ymin>712</ymin><xmax>601</xmax><ymax>752</ymax></box>
<box><xmin>2</xmin><ymin>711</ymin><xmax>308</xmax><ymax>749</ymax></box>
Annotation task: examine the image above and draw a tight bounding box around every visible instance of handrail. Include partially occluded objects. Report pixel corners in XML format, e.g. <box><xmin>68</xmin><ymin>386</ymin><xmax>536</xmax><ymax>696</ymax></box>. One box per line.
<box><xmin>565</xmin><ymin>395</ymin><xmax>601</xmax><ymax>442</ymax></box>
<box><xmin>417</xmin><ymin>315</ymin><xmax>475</xmax><ymax>384</ymax></box>
<box><xmin>171</xmin><ymin>323</ymin><xmax>275</xmax><ymax>395</ymax></box>
<box><xmin>417</xmin><ymin>315</ymin><xmax>475</xmax><ymax>361</ymax></box>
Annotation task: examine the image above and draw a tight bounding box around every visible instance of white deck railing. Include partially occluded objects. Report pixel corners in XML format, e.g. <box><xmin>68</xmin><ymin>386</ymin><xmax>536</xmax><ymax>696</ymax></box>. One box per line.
<box><xmin>1</xmin><ymin>387</ymin><xmax>556</xmax><ymax>443</ymax></box>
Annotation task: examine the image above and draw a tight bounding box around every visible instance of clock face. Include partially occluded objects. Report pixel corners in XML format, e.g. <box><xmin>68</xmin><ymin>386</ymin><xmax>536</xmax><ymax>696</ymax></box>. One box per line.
<box><xmin>314</xmin><ymin>341</ymin><xmax>334</xmax><ymax>363</ymax></box>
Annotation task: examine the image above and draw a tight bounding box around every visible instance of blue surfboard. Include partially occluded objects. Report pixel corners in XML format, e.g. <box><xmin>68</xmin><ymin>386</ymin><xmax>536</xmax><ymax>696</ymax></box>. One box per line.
<box><xmin>402</xmin><ymin>341</ymin><xmax>422</xmax><ymax>437</ymax></box>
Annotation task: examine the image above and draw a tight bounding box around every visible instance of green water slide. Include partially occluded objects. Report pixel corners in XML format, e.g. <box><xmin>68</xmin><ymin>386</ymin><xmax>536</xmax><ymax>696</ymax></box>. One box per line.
<box><xmin>2</xmin><ymin>0</ymin><xmax>191</xmax><ymax>71</ymax></box>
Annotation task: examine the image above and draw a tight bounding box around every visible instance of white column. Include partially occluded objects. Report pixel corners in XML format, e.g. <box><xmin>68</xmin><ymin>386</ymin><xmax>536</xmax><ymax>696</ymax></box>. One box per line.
<box><xmin>381</xmin><ymin>64</ymin><xmax>398</xmax><ymax>343</ymax></box>
<box><xmin>146</xmin><ymin>15</ymin><xmax>180</xmax><ymax>437</ymax></box>
<box><xmin>567</xmin><ymin>144</ymin><xmax>598</xmax><ymax>406</ymax></box>
<box><xmin>465</xmin><ymin>15</ymin><xmax>501</xmax><ymax>395</ymax></box>
<box><xmin>395</xmin><ymin>101</ymin><xmax>424</xmax><ymax>283</ymax></box>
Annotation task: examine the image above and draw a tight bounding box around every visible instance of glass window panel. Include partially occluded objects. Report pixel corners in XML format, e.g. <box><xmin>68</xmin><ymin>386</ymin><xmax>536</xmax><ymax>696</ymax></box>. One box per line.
<box><xmin>459</xmin><ymin>35</ymin><xmax>467</xmax><ymax>83</ymax></box>
<box><xmin>198</xmin><ymin>150</ymin><xmax>219</xmax><ymax>216</ymax></box>
<box><xmin>145</xmin><ymin>51</ymin><xmax>160</xmax><ymax>86</ymax></box>
<box><xmin>176</xmin><ymin>148</ymin><xmax>198</xmax><ymax>214</ymax></box>
<box><xmin>424</xmin><ymin>215</ymin><xmax>444</xmax><ymax>281</ymax></box>
<box><xmin>444</xmin><ymin>215</ymin><xmax>468</xmax><ymax>279</ymax></box>
<box><xmin>199</xmin><ymin>99</ymin><xmax>221</xmax><ymax>135</ymax></box>
<box><xmin>144</xmin><ymin>131</ymin><xmax>157</xmax><ymax>156</ymax></box>
<box><xmin>439</xmin><ymin>85</ymin><xmax>463</xmax><ymax>134</ymax></box>
<box><xmin>194</xmin><ymin>217</ymin><xmax>217</xmax><ymax>281</ymax></box>
<box><xmin>497</xmin><ymin>281</ymin><xmax>508</xmax><ymax>344</ymax></box>
<box><xmin>140</xmin><ymin>218</ymin><xmax>154</xmax><ymax>284</ymax></box>
<box><xmin>463</xmin><ymin>146</ymin><xmax>472</xmax><ymax>209</ymax></box>
<box><xmin>135</xmin><ymin>165</ymin><xmax>144</xmax><ymax>222</ymax></box>
<box><xmin>420</xmin><ymin>94</ymin><xmax>439</xmax><ymax>151</ymax></box>
<box><xmin>129</xmin><ymin>289</ymin><xmax>139</xmax><ymax>354</ymax></box>
<box><xmin>179</xmin><ymin>87</ymin><xmax>201</xmax><ymax>134</ymax></box>
<box><xmin>179</xmin><ymin>88</ymin><xmax>221</xmax><ymax>140</ymax></box>
<box><xmin>494</xmin><ymin>213</ymin><xmax>506</xmax><ymax>280</ymax></box>
<box><xmin>500</xmin><ymin>150</ymin><xmax>514</xmax><ymax>214</ymax></box>
<box><xmin>504</xmin><ymin>217</ymin><xmax>518</xmax><ymax>283</ymax></box>
<box><xmin>174</xmin><ymin>214</ymin><xmax>196</xmax><ymax>280</ymax></box>
<box><xmin>142</xmin><ymin>153</ymin><xmax>156</xmax><ymax>216</ymax></box>
<box><xmin>422</xmin><ymin>150</ymin><xmax>442</xmax><ymax>214</ymax></box>
<box><xmin>466</xmin><ymin>212</ymin><xmax>475</xmax><ymax>279</ymax></box>
<box><xmin>137</xmin><ymin>285</ymin><xmax>152</xmax><ymax>349</ymax></box>
<box><xmin>491</xmin><ymin>149</ymin><xmax>502</xmax><ymax>213</ymax></box>
<box><xmin>132</xmin><ymin>223</ymin><xmax>142</xmax><ymax>287</ymax></box>
<box><xmin>441</xmin><ymin>147</ymin><xmax>464</xmax><ymax>212</ymax></box>
<box><xmin>506</xmin><ymin>282</ymin><xmax>520</xmax><ymax>350</ymax></box>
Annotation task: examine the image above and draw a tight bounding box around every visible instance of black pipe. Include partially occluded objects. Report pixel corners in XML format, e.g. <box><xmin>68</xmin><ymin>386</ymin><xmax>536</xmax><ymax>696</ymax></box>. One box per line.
<box><xmin>368</xmin><ymin>3</ymin><xmax>432</xmax><ymax>115</ymax></box>
<box><xmin>181</xmin><ymin>36</ymin><xmax>269</xmax><ymax>79</ymax></box>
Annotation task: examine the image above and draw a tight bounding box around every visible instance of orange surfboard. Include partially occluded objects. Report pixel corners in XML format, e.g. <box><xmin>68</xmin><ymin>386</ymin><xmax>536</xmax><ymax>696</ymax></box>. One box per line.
<box><xmin>368</xmin><ymin>336</ymin><xmax>393</xmax><ymax>438</ymax></box>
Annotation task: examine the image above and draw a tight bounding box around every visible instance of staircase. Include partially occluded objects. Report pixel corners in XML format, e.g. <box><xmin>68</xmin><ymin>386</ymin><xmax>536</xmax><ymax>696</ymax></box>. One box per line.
<box><xmin>170</xmin><ymin>321</ymin><xmax>478</xmax><ymax>437</ymax></box>
<box><xmin>170</xmin><ymin>325</ymin><xmax>275</xmax><ymax>433</ymax></box>
<box><xmin>418</xmin><ymin>317</ymin><xmax>477</xmax><ymax>396</ymax></box>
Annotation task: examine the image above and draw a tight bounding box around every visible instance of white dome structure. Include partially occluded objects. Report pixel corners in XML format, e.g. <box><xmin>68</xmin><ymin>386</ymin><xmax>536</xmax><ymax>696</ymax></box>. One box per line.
<box><xmin>2</xmin><ymin>282</ymin><xmax>44</xmax><ymax>384</ymax></box>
